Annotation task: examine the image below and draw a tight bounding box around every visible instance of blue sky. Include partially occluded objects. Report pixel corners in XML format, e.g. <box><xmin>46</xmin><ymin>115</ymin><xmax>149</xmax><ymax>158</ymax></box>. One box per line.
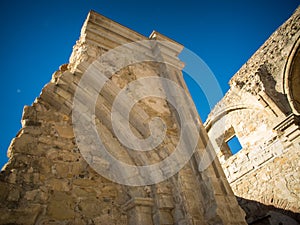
<box><xmin>0</xmin><ymin>0</ymin><xmax>299</xmax><ymax>168</ymax></box>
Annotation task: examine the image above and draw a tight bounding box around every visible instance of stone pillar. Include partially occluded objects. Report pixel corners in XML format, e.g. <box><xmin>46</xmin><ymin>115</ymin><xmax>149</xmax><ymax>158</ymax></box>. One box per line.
<box><xmin>122</xmin><ymin>197</ymin><xmax>154</xmax><ymax>225</ymax></box>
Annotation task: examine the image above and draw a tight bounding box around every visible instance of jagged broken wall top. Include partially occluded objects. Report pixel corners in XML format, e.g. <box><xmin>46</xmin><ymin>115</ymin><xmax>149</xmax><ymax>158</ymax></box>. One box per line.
<box><xmin>205</xmin><ymin>6</ymin><xmax>300</xmax><ymax>224</ymax></box>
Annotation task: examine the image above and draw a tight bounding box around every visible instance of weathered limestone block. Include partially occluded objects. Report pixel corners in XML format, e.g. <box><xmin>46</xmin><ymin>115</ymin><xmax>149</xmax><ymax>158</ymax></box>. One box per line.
<box><xmin>47</xmin><ymin>191</ymin><xmax>76</xmax><ymax>220</ymax></box>
<box><xmin>0</xmin><ymin>204</ymin><xmax>42</xmax><ymax>225</ymax></box>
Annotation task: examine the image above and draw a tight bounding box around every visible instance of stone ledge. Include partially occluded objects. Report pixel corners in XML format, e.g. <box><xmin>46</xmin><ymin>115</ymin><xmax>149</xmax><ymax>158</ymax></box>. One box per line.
<box><xmin>274</xmin><ymin>113</ymin><xmax>300</xmax><ymax>143</ymax></box>
<box><xmin>122</xmin><ymin>197</ymin><xmax>154</xmax><ymax>211</ymax></box>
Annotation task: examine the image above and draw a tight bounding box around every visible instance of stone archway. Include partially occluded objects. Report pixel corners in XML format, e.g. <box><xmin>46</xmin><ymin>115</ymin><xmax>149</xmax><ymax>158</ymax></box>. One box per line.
<box><xmin>284</xmin><ymin>36</ymin><xmax>300</xmax><ymax>115</ymax></box>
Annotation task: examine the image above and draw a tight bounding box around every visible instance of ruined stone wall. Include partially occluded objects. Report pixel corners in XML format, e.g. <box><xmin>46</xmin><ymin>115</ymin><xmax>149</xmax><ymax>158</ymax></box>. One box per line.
<box><xmin>205</xmin><ymin>6</ymin><xmax>300</xmax><ymax>225</ymax></box>
<box><xmin>0</xmin><ymin>11</ymin><xmax>246</xmax><ymax>225</ymax></box>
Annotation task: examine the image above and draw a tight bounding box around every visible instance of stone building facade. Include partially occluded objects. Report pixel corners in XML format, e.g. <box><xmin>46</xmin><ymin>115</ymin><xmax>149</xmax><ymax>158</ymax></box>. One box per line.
<box><xmin>0</xmin><ymin>11</ymin><xmax>246</xmax><ymax>225</ymax></box>
<box><xmin>205</xmin><ymin>6</ymin><xmax>300</xmax><ymax>225</ymax></box>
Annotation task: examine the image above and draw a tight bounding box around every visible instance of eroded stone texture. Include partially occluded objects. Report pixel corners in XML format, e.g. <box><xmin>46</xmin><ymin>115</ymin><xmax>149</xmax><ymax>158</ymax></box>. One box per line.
<box><xmin>205</xmin><ymin>6</ymin><xmax>300</xmax><ymax>225</ymax></box>
<box><xmin>0</xmin><ymin>11</ymin><xmax>246</xmax><ymax>225</ymax></box>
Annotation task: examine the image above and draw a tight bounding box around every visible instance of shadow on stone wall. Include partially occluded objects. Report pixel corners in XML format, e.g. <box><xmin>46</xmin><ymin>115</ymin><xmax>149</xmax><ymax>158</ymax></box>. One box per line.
<box><xmin>257</xmin><ymin>63</ymin><xmax>292</xmax><ymax>115</ymax></box>
<box><xmin>237</xmin><ymin>196</ymin><xmax>300</xmax><ymax>225</ymax></box>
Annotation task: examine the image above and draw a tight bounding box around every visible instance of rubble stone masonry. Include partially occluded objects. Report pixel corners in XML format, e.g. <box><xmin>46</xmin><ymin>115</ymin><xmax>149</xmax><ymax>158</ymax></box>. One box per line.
<box><xmin>0</xmin><ymin>11</ymin><xmax>246</xmax><ymax>225</ymax></box>
<box><xmin>205</xmin><ymin>6</ymin><xmax>300</xmax><ymax>225</ymax></box>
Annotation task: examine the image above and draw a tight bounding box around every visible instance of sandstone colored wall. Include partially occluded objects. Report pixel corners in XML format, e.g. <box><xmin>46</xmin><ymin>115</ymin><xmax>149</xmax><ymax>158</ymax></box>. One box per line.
<box><xmin>0</xmin><ymin>11</ymin><xmax>246</xmax><ymax>225</ymax></box>
<box><xmin>205</xmin><ymin>6</ymin><xmax>300</xmax><ymax>225</ymax></box>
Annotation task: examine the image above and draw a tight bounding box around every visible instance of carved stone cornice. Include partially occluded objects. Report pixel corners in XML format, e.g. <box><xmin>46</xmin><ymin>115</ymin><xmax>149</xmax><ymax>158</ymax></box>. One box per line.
<box><xmin>274</xmin><ymin>113</ymin><xmax>300</xmax><ymax>142</ymax></box>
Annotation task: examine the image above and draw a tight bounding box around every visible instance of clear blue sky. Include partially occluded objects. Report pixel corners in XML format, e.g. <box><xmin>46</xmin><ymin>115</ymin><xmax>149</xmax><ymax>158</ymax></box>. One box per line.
<box><xmin>0</xmin><ymin>0</ymin><xmax>298</xmax><ymax>168</ymax></box>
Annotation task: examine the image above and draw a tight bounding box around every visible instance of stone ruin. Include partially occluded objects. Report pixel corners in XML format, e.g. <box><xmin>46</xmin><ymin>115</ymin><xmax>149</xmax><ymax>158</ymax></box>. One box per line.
<box><xmin>0</xmin><ymin>6</ymin><xmax>299</xmax><ymax>225</ymax></box>
<box><xmin>205</xmin><ymin>6</ymin><xmax>300</xmax><ymax>225</ymax></box>
<box><xmin>0</xmin><ymin>10</ymin><xmax>246</xmax><ymax>225</ymax></box>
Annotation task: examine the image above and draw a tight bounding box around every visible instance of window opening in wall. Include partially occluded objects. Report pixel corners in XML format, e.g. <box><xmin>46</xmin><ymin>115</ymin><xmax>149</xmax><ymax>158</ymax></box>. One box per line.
<box><xmin>226</xmin><ymin>135</ymin><xmax>242</xmax><ymax>155</ymax></box>
<box><xmin>216</xmin><ymin>127</ymin><xmax>243</xmax><ymax>163</ymax></box>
